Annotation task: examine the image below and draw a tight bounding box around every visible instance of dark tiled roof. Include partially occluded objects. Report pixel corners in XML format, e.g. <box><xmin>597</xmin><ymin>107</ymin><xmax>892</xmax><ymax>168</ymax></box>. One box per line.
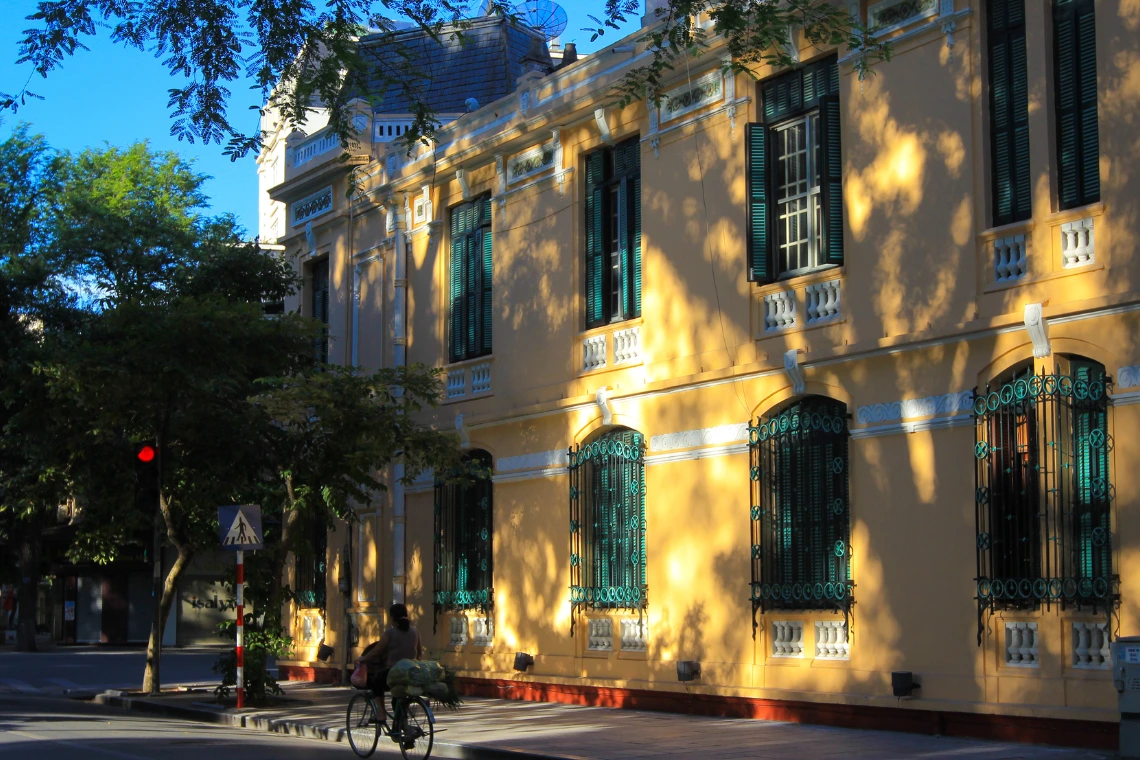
<box><xmin>355</xmin><ymin>17</ymin><xmax>551</xmax><ymax>115</ymax></box>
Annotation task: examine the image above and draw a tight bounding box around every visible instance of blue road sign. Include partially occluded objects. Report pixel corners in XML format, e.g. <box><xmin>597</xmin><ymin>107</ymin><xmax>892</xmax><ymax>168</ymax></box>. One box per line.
<box><xmin>218</xmin><ymin>505</ymin><xmax>263</xmax><ymax>550</ymax></box>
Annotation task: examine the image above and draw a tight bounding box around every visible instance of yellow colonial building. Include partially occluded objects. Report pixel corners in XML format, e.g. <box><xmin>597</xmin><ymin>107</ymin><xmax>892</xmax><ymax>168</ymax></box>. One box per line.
<box><xmin>265</xmin><ymin>0</ymin><xmax>1140</xmax><ymax>748</ymax></box>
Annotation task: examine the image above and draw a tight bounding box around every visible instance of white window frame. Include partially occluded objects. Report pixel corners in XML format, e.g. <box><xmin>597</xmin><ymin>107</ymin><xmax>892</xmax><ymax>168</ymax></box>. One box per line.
<box><xmin>774</xmin><ymin>113</ymin><xmax>824</xmax><ymax>279</ymax></box>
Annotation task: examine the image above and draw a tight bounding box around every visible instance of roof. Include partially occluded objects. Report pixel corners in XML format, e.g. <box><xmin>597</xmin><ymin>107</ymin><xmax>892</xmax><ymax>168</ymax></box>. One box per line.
<box><xmin>354</xmin><ymin>16</ymin><xmax>552</xmax><ymax>115</ymax></box>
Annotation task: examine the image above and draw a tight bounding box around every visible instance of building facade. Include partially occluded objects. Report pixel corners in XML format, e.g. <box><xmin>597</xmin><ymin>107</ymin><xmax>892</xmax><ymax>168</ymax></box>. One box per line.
<box><xmin>268</xmin><ymin>0</ymin><xmax>1140</xmax><ymax>743</ymax></box>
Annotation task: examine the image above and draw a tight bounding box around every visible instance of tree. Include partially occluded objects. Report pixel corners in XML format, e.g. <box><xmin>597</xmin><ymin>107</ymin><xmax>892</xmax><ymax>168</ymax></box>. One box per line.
<box><xmin>0</xmin><ymin>122</ymin><xmax>76</xmax><ymax>652</ymax></box>
<box><xmin>4</xmin><ymin>1</ymin><xmax>888</xmax><ymax>159</ymax></box>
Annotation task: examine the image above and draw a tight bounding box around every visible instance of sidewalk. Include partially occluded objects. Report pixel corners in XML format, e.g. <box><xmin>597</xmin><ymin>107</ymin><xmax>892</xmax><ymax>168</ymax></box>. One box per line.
<box><xmin>89</xmin><ymin>680</ymin><xmax>1114</xmax><ymax>760</ymax></box>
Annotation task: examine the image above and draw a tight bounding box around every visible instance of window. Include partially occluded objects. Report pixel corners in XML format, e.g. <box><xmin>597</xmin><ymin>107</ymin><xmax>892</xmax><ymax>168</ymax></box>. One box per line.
<box><xmin>433</xmin><ymin>451</ymin><xmax>494</xmax><ymax>623</ymax></box>
<box><xmin>294</xmin><ymin>513</ymin><xmax>327</xmax><ymax>609</ymax></box>
<box><xmin>1053</xmin><ymin>0</ymin><xmax>1100</xmax><ymax>210</ymax></box>
<box><xmin>449</xmin><ymin>195</ymin><xmax>493</xmax><ymax>363</ymax></box>
<box><xmin>584</xmin><ymin>137</ymin><xmax>641</xmax><ymax>329</ymax></box>
<box><xmin>749</xmin><ymin>397</ymin><xmax>852</xmax><ymax>622</ymax></box>
<box><xmin>973</xmin><ymin>357</ymin><xmax>1115</xmax><ymax>642</ymax></box>
<box><xmin>568</xmin><ymin>429</ymin><xmax>646</xmax><ymax>629</ymax></box>
<box><xmin>747</xmin><ymin>57</ymin><xmax>843</xmax><ymax>283</ymax></box>
<box><xmin>987</xmin><ymin>0</ymin><xmax>1031</xmax><ymax>226</ymax></box>
<box><xmin>311</xmin><ymin>257</ymin><xmax>329</xmax><ymax>364</ymax></box>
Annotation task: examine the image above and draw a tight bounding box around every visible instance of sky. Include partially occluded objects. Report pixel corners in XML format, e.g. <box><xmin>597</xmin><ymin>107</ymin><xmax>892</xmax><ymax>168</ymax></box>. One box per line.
<box><xmin>1</xmin><ymin>1</ymin><xmax>641</xmax><ymax>237</ymax></box>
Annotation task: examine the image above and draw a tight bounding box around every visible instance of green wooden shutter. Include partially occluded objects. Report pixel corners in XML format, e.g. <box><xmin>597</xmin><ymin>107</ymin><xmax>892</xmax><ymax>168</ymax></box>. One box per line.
<box><xmin>618</xmin><ymin>176</ymin><xmax>630</xmax><ymax>320</ymax></box>
<box><xmin>585</xmin><ymin>151</ymin><xmax>606</xmax><ymax>328</ymax></box>
<box><xmin>449</xmin><ymin>232</ymin><xmax>465</xmax><ymax>362</ymax></box>
<box><xmin>989</xmin><ymin>0</ymin><xmax>1031</xmax><ymax>226</ymax></box>
<box><xmin>819</xmin><ymin>95</ymin><xmax>845</xmax><ymax>267</ymax></box>
<box><xmin>481</xmin><ymin>223</ymin><xmax>493</xmax><ymax>355</ymax></box>
<box><xmin>631</xmin><ymin>175</ymin><xmax>642</xmax><ymax>318</ymax></box>
<box><xmin>1054</xmin><ymin>0</ymin><xmax>1100</xmax><ymax>210</ymax></box>
<box><xmin>464</xmin><ymin>229</ymin><xmax>477</xmax><ymax>357</ymax></box>
<box><xmin>746</xmin><ymin>123</ymin><xmax>772</xmax><ymax>282</ymax></box>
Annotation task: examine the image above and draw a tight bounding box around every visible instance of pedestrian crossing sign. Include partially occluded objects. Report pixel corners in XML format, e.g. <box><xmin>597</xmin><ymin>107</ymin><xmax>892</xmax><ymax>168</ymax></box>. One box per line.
<box><xmin>218</xmin><ymin>505</ymin><xmax>263</xmax><ymax>550</ymax></box>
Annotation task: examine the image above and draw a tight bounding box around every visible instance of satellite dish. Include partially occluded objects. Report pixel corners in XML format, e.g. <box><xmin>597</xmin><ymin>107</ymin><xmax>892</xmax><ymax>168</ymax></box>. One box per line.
<box><xmin>511</xmin><ymin>0</ymin><xmax>568</xmax><ymax>42</ymax></box>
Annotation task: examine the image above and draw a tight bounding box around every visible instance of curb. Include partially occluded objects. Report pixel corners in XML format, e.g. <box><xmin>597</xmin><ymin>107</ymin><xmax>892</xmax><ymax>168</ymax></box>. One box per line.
<box><xmin>90</xmin><ymin>692</ymin><xmax>590</xmax><ymax>760</ymax></box>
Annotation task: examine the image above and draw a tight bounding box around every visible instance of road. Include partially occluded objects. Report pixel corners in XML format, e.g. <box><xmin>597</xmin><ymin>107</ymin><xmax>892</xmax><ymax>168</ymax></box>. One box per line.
<box><xmin>0</xmin><ymin>646</ymin><xmax>230</xmax><ymax>695</ymax></box>
<box><xmin>0</xmin><ymin>694</ymin><xmax>389</xmax><ymax>759</ymax></box>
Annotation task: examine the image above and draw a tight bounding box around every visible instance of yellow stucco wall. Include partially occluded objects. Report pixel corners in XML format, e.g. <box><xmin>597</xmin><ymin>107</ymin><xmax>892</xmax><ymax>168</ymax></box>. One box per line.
<box><xmin>270</xmin><ymin>0</ymin><xmax>1140</xmax><ymax>722</ymax></box>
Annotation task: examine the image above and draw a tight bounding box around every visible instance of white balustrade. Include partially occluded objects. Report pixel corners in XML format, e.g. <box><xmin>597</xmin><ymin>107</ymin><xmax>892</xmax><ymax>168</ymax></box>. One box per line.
<box><xmin>470</xmin><ymin>363</ymin><xmax>492</xmax><ymax>394</ymax></box>
<box><xmin>771</xmin><ymin>620</ymin><xmax>804</xmax><ymax>658</ymax></box>
<box><xmin>446</xmin><ymin>369</ymin><xmax>466</xmax><ymax>399</ymax></box>
<box><xmin>1072</xmin><ymin>621</ymin><xmax>1110</xmax><ymax>668</ymax></box>
<box><xmin>814</xmin><ymin>620</ymin><xmax>849</xmax><ymax>660</ymax></box>
<box><xmin>994</xmin><ymin>234</ymin><xmax>1028</xmax><ymax>282</ymax></box>
<box><xmin>619</xmin><ymin>619</ymin><xmax>648</xmax><ymax>652</ymax></box>
<box><xmin>805</xmin><ymin>280</ymin><xmax>841</xmax><ymax>324</ymax></box>
<box><xmin>613</xmin><ymin>326</ymin><xmax>641</xmax><ymax>364</ymax></box>
<box><xmin>583</xmin><ymin>334</ymin><xmax>607</xmax><ymax>371</ymax></box>
<box><xmin>293</xmin><ymin>131</ymin><xmax>340</xmax><ymax>168</ymax></box>
<box><xmin>764</xmin><ymin>290</ymin><xmax>796</xmax><ymax>332</ymax></box>
<box><xmin>587</xmin><ymin>618</ymin><xmax>613</xmax><ymax>651</ymax></box>
<box><xmin>472</xmin><ymin>617</ymin><xmax>494</xmax><ymax>647</ymax></box>
<box><xmin>449</xmin><ymin>615</ymin><xmax>469</xmax><ymax>647</ymax></box>
<box><xmin>1061</xmin><ymin>217</ymin><xmax>1095</xmax><ymax>268</ymax></box>
<box><xmin>1004</xmin><ymin>621</ymin><xmax>1039</xmax><ymax>667</ymax></box>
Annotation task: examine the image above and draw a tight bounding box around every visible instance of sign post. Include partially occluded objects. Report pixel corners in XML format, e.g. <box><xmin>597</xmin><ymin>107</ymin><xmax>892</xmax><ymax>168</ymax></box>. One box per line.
<box><xmin>218</xmin><ymin>505</ymin><xmax>263</xmax><ymax>709</ymax></box>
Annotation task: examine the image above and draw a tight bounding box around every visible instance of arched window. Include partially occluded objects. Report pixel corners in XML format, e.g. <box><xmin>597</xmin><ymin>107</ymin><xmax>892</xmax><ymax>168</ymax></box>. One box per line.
<box><xmin>749</xmin><ymin>397</ymin><xmax>852</xmax><ymax>620</ymax></box>
<box><xmin>433</xmin><ymin>451</ymin><xmax>493</xmax><ymax>622</ymax></box>
<box><xmin>568</xmin><ymin>428</ymin><xmax>646</xmax><ymax>629</ymax></box>
<box><xmin>973</xmin><ymin>356</ymin><xmax>1114</xmax><ymax>640</ymax></box>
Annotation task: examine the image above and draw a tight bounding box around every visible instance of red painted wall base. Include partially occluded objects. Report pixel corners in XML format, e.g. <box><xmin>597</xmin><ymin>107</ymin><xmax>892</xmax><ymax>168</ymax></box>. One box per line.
<box><xmin>276</xmin><ymin>665</ymin><xmax>1116</xmax><ymax>751</ymax></box>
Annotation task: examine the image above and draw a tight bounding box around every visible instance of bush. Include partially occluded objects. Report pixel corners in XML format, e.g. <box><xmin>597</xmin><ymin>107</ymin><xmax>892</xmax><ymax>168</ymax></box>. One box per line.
<box><xmin>212</xmin><ymin>618</ymin><xmax>293</xmax><ymax>705</ymax></box>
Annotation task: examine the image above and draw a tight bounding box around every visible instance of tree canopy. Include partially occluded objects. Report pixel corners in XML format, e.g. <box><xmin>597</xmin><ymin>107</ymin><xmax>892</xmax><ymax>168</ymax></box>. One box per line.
<box><xmin>4</xmin><ymin>1</ymin><xmax>888</xmax><ymax>160</ymax></box>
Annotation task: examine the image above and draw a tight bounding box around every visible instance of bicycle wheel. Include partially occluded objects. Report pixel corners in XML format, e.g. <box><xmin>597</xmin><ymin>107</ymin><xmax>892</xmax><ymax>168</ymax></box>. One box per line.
<box><xmin>346</xmin><ymin>692</ymin><xmax>380</xmax><ymax>758</ymax></box>
<box><xmin>398</xmin><ymin>697</ymin><xmax>435</xmax><ymax>760</ymax></box>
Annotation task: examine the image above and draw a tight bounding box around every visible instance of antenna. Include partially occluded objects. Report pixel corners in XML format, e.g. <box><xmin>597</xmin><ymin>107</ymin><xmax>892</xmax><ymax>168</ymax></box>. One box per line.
<box><xmin>510</xmin><ymin>0</ymin><xmax>568</xmax><ymax>42</ymax></box>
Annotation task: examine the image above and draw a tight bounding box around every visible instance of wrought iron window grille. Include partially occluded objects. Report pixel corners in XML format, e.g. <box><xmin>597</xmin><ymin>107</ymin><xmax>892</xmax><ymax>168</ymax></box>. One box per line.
<box><xmin>568</xmin><ymin>429</ymin><xmax>647</xmax><ymax>636</ymax></box>
<box><xmin>973</xmin><ymin>364</ymin><xmax>1117</xmax><ymax>644</ymax></box>
<box><xmin>433</xmin><ymin>452</ymin><xmax>494</xmax><ymax>633</ymax></box>
<box><xmin>294</xmin><ymin>512</ymin><xmax>328</xmax><ymax>609</ymax></box>
<box><xmin>749</xmin><ymin>398</ymin><xmax>854</xmax><ymax>639</ymax></box>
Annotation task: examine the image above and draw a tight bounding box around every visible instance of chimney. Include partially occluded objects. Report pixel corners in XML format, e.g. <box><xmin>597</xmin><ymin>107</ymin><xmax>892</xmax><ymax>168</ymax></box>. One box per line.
<box><xmin>557</xmin><ymin>42</ymin><xmax>578</xmax><ymax>68</ymax></box>
<box><xmin>643</xmin><ymin>0</ymin><xmax>668</xmax><ymax>27</ymax></box>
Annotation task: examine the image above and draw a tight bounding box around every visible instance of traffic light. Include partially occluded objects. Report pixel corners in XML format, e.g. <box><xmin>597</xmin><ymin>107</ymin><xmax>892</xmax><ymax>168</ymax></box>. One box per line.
<box><xmin>135</xmin><ymin>442</ymin><xmax>159</xmax><ymax>512</ymax></box>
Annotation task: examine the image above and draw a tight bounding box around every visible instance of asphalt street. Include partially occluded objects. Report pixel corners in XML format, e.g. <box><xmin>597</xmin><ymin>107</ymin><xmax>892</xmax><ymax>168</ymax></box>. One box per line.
<box><xmin>0</xmin><ymin>694</ymin><xmax>392</xmax><ymax>759</ymax></box>
<box><xmin>0</xmin><ymin>646</ymin><xmax>238</xmax><ymax>695</ymax></box>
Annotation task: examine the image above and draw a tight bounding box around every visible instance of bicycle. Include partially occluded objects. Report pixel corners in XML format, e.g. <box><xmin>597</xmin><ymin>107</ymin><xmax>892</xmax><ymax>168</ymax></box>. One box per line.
<box><xmin>346</xmin><ymin>686</ymin><xmax>435</xmax><ymax>759</ymax></box>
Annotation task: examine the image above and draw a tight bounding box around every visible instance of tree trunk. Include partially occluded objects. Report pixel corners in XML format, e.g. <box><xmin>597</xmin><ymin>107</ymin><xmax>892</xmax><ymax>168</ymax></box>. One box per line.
<box><xmin>141</xmin><ymin>544</ymin><xmax>192</xmax><ymax>693</ymax></box>
<box><xmin>14</xmin><ymin>521</ymin><xmax>43</xmax><ymax>653</ymax></box>
<box><xmin>269</xmin><ymin>498</ymin><xmax>302</xmax><ymax>631</ymax></box>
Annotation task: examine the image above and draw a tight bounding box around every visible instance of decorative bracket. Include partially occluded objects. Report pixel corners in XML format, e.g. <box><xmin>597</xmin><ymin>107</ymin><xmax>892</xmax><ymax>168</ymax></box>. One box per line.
<box><xmin>1024</xmin><ymin>303</ymin><xmax>1051</xmax><ymax>358</ymax></box>
<box><xmin>942</xmin><ymin>19</ymin><xmax>957</xmax><ymax>63</ymax></box>
<box><xmin>723</xmin><ymin>61</ymin><xmax>737</xmax><ymax>139</ymax></box>
<box><xmin>594</xmin><ymin>108</ymin><xmax>613</xmax><ymax>144</ymax></box>
<box><xmin>596</xmin><ymin>386</ymin><xmax>613</xmax><ymax>426</ymax></box>
<box><xmin>783</xmin><ymin>349</ymin><xmax>805</xmax><ymax>395</ymax></box>
<box><xmin>647</xmin><ymin>99</ymin><xmax>660</xmax><ymax>159</ymax></box>
<box><xmin>420</xmin><ymin>184</ymin><xmax>433</xmax><ymax>225</ymax></box>
<box><xmin>494</xmin><ymin>154</ymin><xmax>507</xmax><ymax>211</ymax></box>
<box><xmin>456</xmin><ymin>168</ymin><xmax>471</xmax><ymax>201</ymax></box>
<box><xmin>455</xmin><ymin>413</ymin><xmax>470</xmax><ymax>449</ymax></box>
<box><xmin>304</xmin><ymin>221</ymin><xmax>316</xmax><ymax>256</ymax></box>
<box><xmin>780</xmin><ymin>25</ymin><xmax>800</xmax><ymax>63</ymax></box>
<box><xmin>552</xmin><ymin>128</ymin><xmax>566</xmax><ymax>196</ymax></box>
<box><xmin>385</xmin><ymin>198</ymin><xmax>396</xmax><ymax>233</ymax></box>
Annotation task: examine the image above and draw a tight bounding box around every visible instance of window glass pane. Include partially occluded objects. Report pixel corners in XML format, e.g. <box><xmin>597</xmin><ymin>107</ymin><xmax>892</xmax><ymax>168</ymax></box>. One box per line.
<box><xmin>775</xmin><ymin>114</ymin><xmax>822</xmax><ymax>276</ymax></box>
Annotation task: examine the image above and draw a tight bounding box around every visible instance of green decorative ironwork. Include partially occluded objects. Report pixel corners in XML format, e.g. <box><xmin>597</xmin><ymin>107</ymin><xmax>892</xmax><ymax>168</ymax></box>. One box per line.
<box><xmin>433</xmin><ymin>451</ymin><xmax>494</xmax><ymax>630</ymax></box>
<box><xmin>568</xmin><ymin>428</ymin><xmax>647</xmax><ymax>634</ymax></box>
<box><xmin>973</xmin><ymin>364</ymin><xmax>1117</xmax><ymax>645</ymax></box>
<box><xmin>294</xmin><ymin>512</ymin><xmax>328</xmax><ymax>610</ymax></box>
<box><xmin>749</xmin><ymin>397</ymin><xmax>853</xmax><ymax>631</ymax></box>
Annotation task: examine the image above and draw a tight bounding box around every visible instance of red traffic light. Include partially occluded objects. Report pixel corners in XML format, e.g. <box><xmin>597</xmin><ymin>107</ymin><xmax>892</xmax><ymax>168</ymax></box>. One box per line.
<box><xmin>137</xmin><ymin>445</ymin><xmax>157</xmax><ymax>463</ymax></box>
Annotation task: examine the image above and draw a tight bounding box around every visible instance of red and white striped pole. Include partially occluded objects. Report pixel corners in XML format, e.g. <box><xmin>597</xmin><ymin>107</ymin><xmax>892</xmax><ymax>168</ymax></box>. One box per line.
<box><xmin>236</xmin><ymin>549</ymin><xmax>244</xmax><ymax>709</ymax></box>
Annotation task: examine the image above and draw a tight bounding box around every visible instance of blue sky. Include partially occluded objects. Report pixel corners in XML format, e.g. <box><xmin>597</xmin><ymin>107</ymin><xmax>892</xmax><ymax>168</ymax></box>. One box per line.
<box><xmin>1</xmin><ymin>1</ymin><xmax>640</xmax><ymax>236</ymax></box>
